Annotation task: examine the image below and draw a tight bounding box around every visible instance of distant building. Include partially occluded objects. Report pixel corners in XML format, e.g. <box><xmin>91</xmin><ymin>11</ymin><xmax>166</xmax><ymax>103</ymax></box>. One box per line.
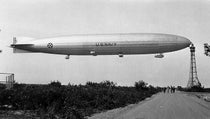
<box><xmin>0</xmin><ymin>73</ymin><xmax>15</xmax><ymax>89</ymax></box>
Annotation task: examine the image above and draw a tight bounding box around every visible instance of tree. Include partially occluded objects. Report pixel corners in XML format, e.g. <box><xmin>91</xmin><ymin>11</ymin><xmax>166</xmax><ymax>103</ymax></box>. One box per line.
<box><xmin>99</xmin><ymin>80</ymin><xmax>116</xmax><ymax>87</ymax></box>
<box><xmin>49</xmin><ymin>81</ymin><xmax>61</xmax><ymax>87</ymax></box>
<box><xmin>177</xmin><ymin>86</ymin><xmax>183</xmax><ymax>91</ymax></box>
<box><xmin>134</xmin><ymin>80</ymin><xmax>148</xmax><ymax>91</ymax></box>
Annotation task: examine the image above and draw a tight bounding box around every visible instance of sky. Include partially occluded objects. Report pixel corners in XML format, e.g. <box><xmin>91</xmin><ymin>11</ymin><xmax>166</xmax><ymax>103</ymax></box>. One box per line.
<box><xmin>0</xmin><ymin>0</ymin><xmax>210</xmax><ymax>87</ymax></box>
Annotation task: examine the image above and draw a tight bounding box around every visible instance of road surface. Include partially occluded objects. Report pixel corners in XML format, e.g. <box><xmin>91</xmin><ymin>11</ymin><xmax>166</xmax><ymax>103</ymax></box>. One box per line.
<box><xmin>89</xmin><ymin>92</ymin><xmax>210</xmax><ymax>119</ymax></box>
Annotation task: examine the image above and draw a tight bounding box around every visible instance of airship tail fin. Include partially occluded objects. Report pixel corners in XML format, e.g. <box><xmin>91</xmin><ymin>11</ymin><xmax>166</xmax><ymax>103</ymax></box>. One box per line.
<box><xmin>11</xmin><ymin>37</ymin><xmax>34</xmax><ymax>53</ymax></box>
<box><xmin>13</xmin><ymin>37</ymin><xmax>35</xmax><ymax>44</ymax></box>
<box><xmin>11</xmin><ymin>44</ymin><xmax>34</xmax><ymax>53</ymax></box>
<box><xmin>13</xmin><ymin>48</ymin><xmax>32</xmax><ymax>53</ymax></box>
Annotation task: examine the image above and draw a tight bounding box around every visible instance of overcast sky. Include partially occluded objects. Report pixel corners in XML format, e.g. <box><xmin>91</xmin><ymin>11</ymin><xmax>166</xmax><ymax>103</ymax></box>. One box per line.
<box><xmin>0</xmin><ymin>0</ymin><xmax>210</xmax><ymax>87</ymax></box>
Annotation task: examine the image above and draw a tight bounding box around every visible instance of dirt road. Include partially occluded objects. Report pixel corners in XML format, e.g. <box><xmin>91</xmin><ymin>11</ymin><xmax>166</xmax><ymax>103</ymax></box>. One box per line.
<box><xmin>89</xmin><ymin>92</ymin><xmax>210</xmax><ymax>119</ymax></box>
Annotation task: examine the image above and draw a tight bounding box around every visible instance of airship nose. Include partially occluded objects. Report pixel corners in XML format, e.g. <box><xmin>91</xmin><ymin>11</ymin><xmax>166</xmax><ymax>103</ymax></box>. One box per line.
<box><xmin>177</xmin><ymin>36</ymin><xmax>192</xmax><ymax>48</ymax></box>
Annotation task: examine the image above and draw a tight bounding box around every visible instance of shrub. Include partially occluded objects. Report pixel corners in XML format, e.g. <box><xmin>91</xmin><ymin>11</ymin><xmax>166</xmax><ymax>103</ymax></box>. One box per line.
<box><xmin>134</xmin><ymin>80</ymin><xmax>148</xmax><ymax>91</ymax></box>
<box><xmin>0</xmin><ymin>80</ymin><xmax>159</xmax><ymax>118</ymax></box>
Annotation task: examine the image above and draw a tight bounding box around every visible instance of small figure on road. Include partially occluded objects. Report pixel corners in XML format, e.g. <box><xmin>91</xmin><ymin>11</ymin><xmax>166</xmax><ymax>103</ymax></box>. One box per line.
<box><xmin>163</xmin><ymin>87</ymin><xmax>166</xmax><ymax>93</ymax></box>
<box><xmin>167</xmin><ymin>86</ymin><xmax>170</xmax><ymax>93</ymax></box>
<box><xmin>170</xmin><ymin>86</ymin><xmax>173</xmax><ymax>93</ymax></box>
<box><xmin>172</xmin><ymin>87</ymin><xmax>176</xmax><ymax>93</ymax></box>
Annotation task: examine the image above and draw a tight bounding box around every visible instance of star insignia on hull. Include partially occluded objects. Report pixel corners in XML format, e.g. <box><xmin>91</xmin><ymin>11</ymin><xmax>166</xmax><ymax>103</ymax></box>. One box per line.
<box><xmin>47</xmin><ymin>43</ymin><xmax>53</xmax><ymax>48</ymax></box>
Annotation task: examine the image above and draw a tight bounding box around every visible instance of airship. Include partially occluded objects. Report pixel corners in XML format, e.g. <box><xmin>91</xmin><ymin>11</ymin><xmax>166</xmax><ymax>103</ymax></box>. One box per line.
<box><xmin>11</xmin><ymin>33</ymin><xmax>191</xmax><ymax>59</ymax></box>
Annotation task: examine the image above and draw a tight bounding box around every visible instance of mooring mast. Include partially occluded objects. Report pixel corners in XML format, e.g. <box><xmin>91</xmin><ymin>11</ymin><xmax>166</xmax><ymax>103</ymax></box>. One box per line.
<box><xmin>187</xmin><ymin>44</ymin><xmax>201</xmax><ymax>88</ymax></box>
